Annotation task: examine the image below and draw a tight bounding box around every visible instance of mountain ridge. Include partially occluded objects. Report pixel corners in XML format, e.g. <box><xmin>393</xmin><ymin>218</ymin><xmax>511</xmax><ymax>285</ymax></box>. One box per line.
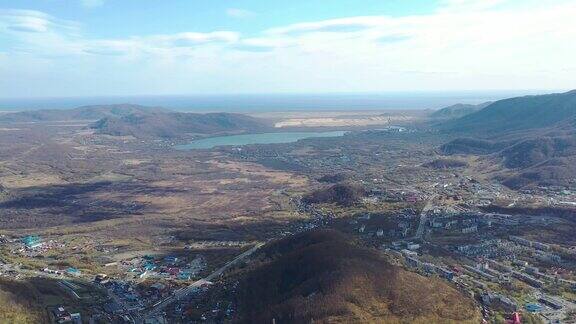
<box><xmin>430</xmin><ymin>102</ymin><xmax>492</xmax><ymax>120</ymax></box>
<box><xmin>0</xmin><ymin>104</ymin><xmax>166</xmax><ymax>123</ymax></box>
<box><xmin>437</xmin><ymin>90</ymin><xmax>576</xmax><ymax>189</ymax></box>
<box><xmin>91</xmin><ymin>111</ymin><xmax>271</xmax><ymax>139</ymax></box>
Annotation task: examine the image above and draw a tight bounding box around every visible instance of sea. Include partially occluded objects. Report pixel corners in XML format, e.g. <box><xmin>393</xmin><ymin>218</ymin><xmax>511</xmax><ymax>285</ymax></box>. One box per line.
<box><xmin>0</xmin><ymin>91</ymin><xmax>546</xmax><ymax>112</ymax></box>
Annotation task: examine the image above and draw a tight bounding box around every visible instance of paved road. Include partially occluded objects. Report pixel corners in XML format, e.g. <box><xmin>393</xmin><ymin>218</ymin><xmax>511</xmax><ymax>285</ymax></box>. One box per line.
<box><xmin>414</xmin><ymin>194</ymin><xmax>437</xmax><ymax>240</ymax></box>
<box><xmin>142</xmin><ymin>242</ymin><xmax>265</xmax><ymax>320</ymax></box>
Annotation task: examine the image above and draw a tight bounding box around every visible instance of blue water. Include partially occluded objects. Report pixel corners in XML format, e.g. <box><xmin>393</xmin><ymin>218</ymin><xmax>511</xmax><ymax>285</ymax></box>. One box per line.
<box><xmin>0</xmin><ymin>91</ymin><xmax>545</xmax><ymax>112</ymax></box>
<box><xmin>176</xmin><ymin>131</ymin><xmax>347</xmax><ymax>150</ymax></box>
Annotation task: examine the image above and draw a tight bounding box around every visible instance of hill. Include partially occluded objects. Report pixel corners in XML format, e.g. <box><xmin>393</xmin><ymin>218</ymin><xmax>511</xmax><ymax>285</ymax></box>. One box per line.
<box><xmin>442</xmin><ymin>136</ymin><xmax>576</xmax><ymax>189</ymax></box>
<box><xmin>437</xmin><ymin>90</ymin><xmax>576</xmax><ymax>189</ymax></box>
<box><xmin>236</xmin><ymin>230</ymin><xmax>481</xmax><ymax>323</ymax></box>
<box><xmin>440</xmin><ymin>90</ymin><xmax>576</xmax><ymax>134</ymax></box>
<box><xmin>440</xmin><ymin>138</ymin><xmax>512</xmax><ymax>155</ymax></box>
<box><xmin>0</xmin><ymin>278</ymin><xmax>48</xmax><ymax>324</ymax></box>
<box><xmin>91</xmin><ymin>111</ymin><xmax>270</xmax><ymax>139</ymax></box>
<box><xmin>499</xmin><ymin>136</ymin><xmax>576</xmax><ymax>169</ymax></box>
<box><xmin>0</xmin><ymin>104</ymin><xmax>165</xmax><ymax>123</ymax></box>
<box><xmin>303</xmin><ymin>183</ymin><xmax>365</xmax><ymax>207</ymax></box>
<box><xmin>430</xmin><ymin>102</ymin><xmax>491</xmax><ymax>120</ymax></box>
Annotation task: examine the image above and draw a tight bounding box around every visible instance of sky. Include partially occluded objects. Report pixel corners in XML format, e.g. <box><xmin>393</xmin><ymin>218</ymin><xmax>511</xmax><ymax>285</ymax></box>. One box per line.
<box><xmin>0</xmin><ymin>0</ymin><xmax>574</xmax><ymax>98</ymax></box>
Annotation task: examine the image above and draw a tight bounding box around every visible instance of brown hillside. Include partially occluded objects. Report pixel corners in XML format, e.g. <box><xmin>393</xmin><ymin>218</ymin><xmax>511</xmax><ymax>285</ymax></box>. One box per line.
<box><xmin>236</xmin><ymin>230</ymin><xmax>481</xmax><ymax>324</ymax></box>
<box><xmin>303</xmin><ymin>183</ymin><xmax>366</xmax><ymax>207</ymax></box>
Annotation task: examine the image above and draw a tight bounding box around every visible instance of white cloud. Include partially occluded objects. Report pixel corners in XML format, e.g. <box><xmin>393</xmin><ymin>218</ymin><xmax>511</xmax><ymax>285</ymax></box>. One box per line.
<box><xmin>0</xmin><ymin>9</ymin><xmax>79</xmax><ymax>34</ymax></box>
<box><xmin>154</xmin><ymin>31</ymin><xmax>240</xmax><ymax>47</ymax></box>
<box><xmin>226</xmin><ymin>8</ymin><xmax>256</xmax><ymax>19</ymax></box>
<box><xmin>0</xmin><ymin>0</ymin><xmax>575</xmax><ymax>97</ymax></box>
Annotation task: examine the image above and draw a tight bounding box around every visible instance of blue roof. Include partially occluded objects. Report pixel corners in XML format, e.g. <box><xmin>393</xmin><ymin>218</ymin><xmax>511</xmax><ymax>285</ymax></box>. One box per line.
<box><xmin>178</xmin><ymin>272</ymin><xmax>192</xmax><ymax>279</ymax></box>
<box><xmin>525</xmin><ymin>303</ymin><xmax>543</xmax><ymax>312</ymax></box>
<box><xmin>22</xmin><ymin>235</ymin><xmax>42</xmax><ymax>245</ymax></box>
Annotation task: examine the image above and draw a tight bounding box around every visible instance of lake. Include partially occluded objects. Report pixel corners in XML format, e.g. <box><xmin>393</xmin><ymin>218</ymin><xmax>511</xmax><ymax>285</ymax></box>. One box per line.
<box><xmin>175</xmin><ymin>131</ymin><xmax>347</xmax><ymax>150</ymax></box>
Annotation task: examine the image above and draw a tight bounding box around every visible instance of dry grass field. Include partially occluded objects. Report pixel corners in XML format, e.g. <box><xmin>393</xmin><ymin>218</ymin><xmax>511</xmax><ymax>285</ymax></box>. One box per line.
<box><xmin>0</xmin><ymin>121</ymin><xmax>310</xmax><ymax>272</ymax></box>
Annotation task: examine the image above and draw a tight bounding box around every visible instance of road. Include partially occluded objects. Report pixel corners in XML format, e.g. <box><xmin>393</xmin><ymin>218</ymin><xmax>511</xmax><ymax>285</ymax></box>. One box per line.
<box><xmin>142</xmin><ymin>242</ymin><xmax>265</xmax><ymax>320</ymax></box>
<box><xmin>413</xmin><ymin>194</ymin><xmax>437</xmax><ymax>240</ymax></box>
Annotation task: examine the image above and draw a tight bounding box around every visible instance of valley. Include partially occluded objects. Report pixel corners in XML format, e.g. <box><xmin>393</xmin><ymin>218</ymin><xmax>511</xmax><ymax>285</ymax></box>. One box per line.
<box><xmin>1</xmin><ymin>91</ymin><xmax>576</xmax><ymax>323</ymax></box>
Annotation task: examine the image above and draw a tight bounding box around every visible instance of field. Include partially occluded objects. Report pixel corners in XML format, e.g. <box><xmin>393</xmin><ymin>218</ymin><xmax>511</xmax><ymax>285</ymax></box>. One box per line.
<box><xmin>0</xmin><ymin>119</ymin><xmax>310</xmax><ymax>274</ymax></box>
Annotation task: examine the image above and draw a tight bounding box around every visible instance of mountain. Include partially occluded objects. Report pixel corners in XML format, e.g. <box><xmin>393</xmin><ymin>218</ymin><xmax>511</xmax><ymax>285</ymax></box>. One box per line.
<box><xmin>0</xmin><ymin>104</ymin><xmax>165</xmax><ymax>123</ymax></box>
<box><xmin>500</xmin><ymin>157</ymin><xmax>576</xmax><ymax>189</ymax></box>
<box><xmin>302</xmin><ymin>183</ymin><xmax>366</xmax><ymax>207</ymax></box>
<box><xmin>441</xmin><ymin>138</ymin><xmax>512</xmax><ymax>155</ymax></box>
<box><xmin>91</xmin><ymin>111</ymin><xmax>271</xmax><ymax>139</ymax></box>
<box><xmin>499</xmin><ymin>136</ymin><xmax>576</xmax><ymax>169</ymax></box>
<box><xmin>236</xmin><ymin>230</ymin><xmax>480</xmax><ymax>323</ymax></box>
<box><xmin>436</xmin><ymin>91</ymin><xmax>576</xmax><ymax>189</ymax></box>
<box><xmin>430</xmin><ymin>102</ymin><xmax>492</xmax><ymax>120</ymax></box>
<box><xmin>440</xmin><ymin>90</ymin><xmax>576</xmax><ymax>134</ymax></box>
<box><xmin>0</xmin><ymin>103</ymin><xmax>270</xmax><ymax>138</ymax></box>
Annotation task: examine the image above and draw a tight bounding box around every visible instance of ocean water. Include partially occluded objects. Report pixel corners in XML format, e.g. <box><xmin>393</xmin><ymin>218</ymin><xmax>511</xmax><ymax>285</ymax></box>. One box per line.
<box><xmin>0</xmin><ymin>91</ymin><xmax>543</xmax><ymax>112</ymax></box>
<box><xmin>175</xmin><ymin>131</ymin><xmax>347</xmax><ymax>150</ymax></box>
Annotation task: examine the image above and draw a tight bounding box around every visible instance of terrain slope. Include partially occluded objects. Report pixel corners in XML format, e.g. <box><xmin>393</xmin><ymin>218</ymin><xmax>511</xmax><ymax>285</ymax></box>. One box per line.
<box><xmin>236</xmin><ymin>230</ymin><xmax>481</xmax><ymax>324</ymax></box>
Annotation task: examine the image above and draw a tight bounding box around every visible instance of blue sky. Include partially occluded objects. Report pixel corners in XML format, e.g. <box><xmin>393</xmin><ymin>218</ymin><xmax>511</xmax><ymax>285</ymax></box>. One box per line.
<box><xmin>0</xmin><ymin>0</ymin><xmax>574</xmax><ymax>97</ymax></box>
<box><xmin>1</xmin><ymin>0</ymin><xmax>437</xmax><ymax>37</ymax></box>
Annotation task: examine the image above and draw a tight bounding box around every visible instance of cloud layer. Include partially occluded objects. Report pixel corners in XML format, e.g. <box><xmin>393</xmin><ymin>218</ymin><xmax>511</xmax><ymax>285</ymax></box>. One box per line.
<box><xmin>0</xmin><ymin>1</ymin><xmax>574</xmax><ymax>97</ymax></box>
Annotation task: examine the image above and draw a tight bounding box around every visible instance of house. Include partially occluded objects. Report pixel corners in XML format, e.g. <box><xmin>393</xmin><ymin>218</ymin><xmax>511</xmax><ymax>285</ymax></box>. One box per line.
<box><xmin>524</xmin><ymin>303</ymin><xmax>543</xmax><ymax>313</ymax></box>
<box><xmin>71</xmin><ymin>313</ymin><xmax>82</xmax><ymax>324</ymax></box>
<box><xmin>164</xmin><ymin>256</ymin><xmax>179</xmax><ymax>264</ymax></box>
<box><xmin>103</xmin><ymin>302</ymin><xmax>123</xmax><ymax>315</ymax></box>
<box><xmin>401</xmin><ymin>249</ymin><xmax>418</xmax><ymax>257</ymax></box>
<box><xmin>431</xmin><ymin>221</ymin><xmax>443</xmax><ymax>228</ymax></box>
<box><xmin>66</xmin><ymin>267</ymin><xmax>81</xmax><ymax>277</ymax></box>
<box><xmin>179</xmin><ymin>271</ymin><xmax>192</xmax><ymax>280</ymax></box>
<box><xmin>406</xmin><ymin>243</ymin><xmax>420</xmax><ymax>251</ymax></box>
<box><xmin>53</xmin><ymin>306</ymin><xmax>72</xmax><ymax>323</ymax></box>
<box><xmin>436</xmin><ymin>267</ymin><xmax>455</xmax><ymax>281</ymax></box>
<box><xmin>538</xmin><ymin>297</ymin><xmax>563</xmax><ymax>310</ymax></box>
<box><xmin>481</xmin><ymin>293</ymin><xmax>517</xmax><ymax>312</ymax></box>
<box><xmin>22</xmin><ymin>235</ymin><xmax>43</xmax><ymax>249</ymax></box>
<box><xmin>94</xmin><ymin>274</ymin><xmax>109</xmax><ymax>284</ymax></box>
<box><xmin>143</xmin><ymin>262</ymin><xmax>157</xmax><ymax>271</ymax></box>
<box><xmin>391</xmin><ymin>241</ymin><xmax>403</xmax><ymax>249</ymax></box>
<box><xmin>461</xmin><ymin>226</ymin><xmax>478</xmax><ymax>234</ymax></box>
<box><xmin>405</xmin><ymin>256</ymin><xmax>420</xmax><ymax>268</ymax></box>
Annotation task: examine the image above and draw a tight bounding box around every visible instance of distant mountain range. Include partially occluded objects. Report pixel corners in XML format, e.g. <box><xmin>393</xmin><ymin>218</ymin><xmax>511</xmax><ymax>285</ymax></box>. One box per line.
<box><xmin>0</xmin><ymin>104</ymin><xmax>271</xmax><ymax>139</ymax></box>
<box><xmin>438</xmin><ymin>90</ymin><xmax>576</xmax><ymax>188</ymax></box>
<box><xmin>440</xmin><ymin>90</ymin><xmax>576</xmax><ymax>134</ymax></box>
<box><xmin>91</xmin><ymin>111</ymin><xmax>270</xmax><ymax>139</ymax></box>
<box><xmin>430</xmin><ymin>102</ymin><xmax>492</xmax><ymax>120</ymax></box>
<box><xmin>0</xmin><ymin>104</ymin><xmax>166</xmax><ymax>123</ymax></box>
